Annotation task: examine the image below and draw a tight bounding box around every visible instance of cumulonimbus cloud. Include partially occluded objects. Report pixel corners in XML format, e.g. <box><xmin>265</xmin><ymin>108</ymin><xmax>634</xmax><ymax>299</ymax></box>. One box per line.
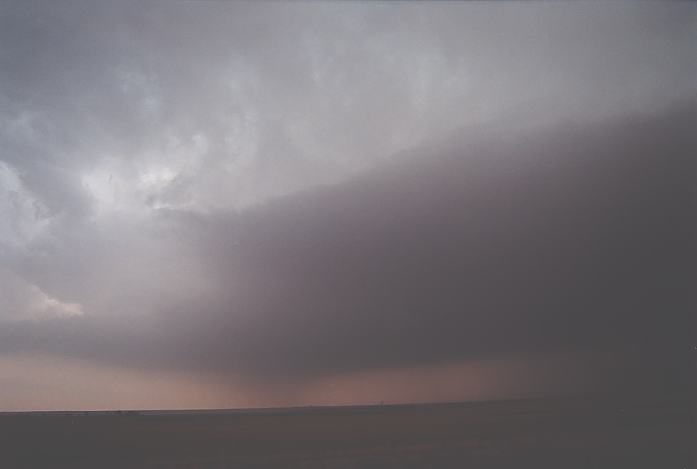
<box><xmin>2</xmin><ymin>103</ymin><xmax>694</xmax><ymax>398</ymax></box>
<box><xmin>0</xmin><ymin>2</ymin><xmax>695</xmax><ymax>408</ymax></box>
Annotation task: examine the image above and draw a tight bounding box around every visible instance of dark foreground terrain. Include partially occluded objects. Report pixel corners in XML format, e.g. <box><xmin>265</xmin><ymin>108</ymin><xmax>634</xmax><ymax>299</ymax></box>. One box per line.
<box><xmin>1</xmin><ymin>396</ymin><xmax>693</xmax><ymax>468</ymax></box>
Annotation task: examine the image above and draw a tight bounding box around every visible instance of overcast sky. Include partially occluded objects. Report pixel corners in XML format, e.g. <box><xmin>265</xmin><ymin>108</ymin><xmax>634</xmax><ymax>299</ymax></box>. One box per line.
<box><xmin>0</xmin><ymin>1</ymin><xmax>695</xmax><ymax>410</ymax></box>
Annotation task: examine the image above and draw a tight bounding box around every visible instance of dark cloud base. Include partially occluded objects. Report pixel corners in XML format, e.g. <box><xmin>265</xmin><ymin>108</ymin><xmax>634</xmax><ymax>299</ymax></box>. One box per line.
<box><xmin>2</xmin><ymin>103</ymin><xmax>695</xmax><ymax>398</ymax></box>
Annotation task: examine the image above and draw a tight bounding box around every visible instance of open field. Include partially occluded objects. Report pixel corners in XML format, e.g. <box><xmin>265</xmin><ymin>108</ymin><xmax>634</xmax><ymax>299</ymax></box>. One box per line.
<box><xmin>1</xmin><ymin>396</ymin><xmax>693</xmax><ymax>468</ymax></box>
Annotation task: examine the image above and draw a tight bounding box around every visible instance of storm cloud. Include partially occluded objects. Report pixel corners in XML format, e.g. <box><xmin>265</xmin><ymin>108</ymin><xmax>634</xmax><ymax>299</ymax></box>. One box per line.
<box><xmin>0</xmin><ymin>1</ymin><xmax>694</xmax><ymax>409</ymax></box>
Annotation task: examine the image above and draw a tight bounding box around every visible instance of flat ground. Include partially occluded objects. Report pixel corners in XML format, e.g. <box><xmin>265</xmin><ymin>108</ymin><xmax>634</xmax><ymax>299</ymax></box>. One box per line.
<box><xmin>1</xmin><ymin>396</ymin><xmax>693</xmax><ymax>468</ymax></box>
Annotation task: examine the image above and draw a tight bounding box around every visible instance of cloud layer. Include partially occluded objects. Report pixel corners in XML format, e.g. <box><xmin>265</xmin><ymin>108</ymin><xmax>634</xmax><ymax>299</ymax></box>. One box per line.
<box><xmin>2</xmin><ymin>103</ymin><xmax>695</xmax><ymax>400</ymax></box>
<box><xmin>0</xmin><ymin>1</ymin><xmax>695</xmax><ymax>408</ymax></box>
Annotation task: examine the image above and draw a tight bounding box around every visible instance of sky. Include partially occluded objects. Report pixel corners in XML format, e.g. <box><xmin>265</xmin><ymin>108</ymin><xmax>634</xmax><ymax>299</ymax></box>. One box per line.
<box><xmin>0</xmin><ymin>1</ymin><xmax>695</xmax><ymax>410</ymax></box>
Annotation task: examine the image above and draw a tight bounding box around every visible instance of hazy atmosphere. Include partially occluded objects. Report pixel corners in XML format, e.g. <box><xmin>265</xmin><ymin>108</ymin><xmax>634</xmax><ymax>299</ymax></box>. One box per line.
<box><xmin>0</xmin><ymin>1</ymin><xmax>695</xmax><ymax>410</ymax></box>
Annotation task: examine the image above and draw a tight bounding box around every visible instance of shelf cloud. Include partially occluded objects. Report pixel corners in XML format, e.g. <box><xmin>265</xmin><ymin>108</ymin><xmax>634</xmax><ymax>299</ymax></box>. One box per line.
<box><xmin>0</xmin><ymin>1</ymin><xmax>694</xmax><ymax>409</ymax></box>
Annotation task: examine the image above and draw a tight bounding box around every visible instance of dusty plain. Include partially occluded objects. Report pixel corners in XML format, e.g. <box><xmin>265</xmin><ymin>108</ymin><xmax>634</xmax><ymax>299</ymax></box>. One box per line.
<box><xmin>1</xmin><ymin>396</ymin><xmax>693</xmax><ymax>468</ymax></box>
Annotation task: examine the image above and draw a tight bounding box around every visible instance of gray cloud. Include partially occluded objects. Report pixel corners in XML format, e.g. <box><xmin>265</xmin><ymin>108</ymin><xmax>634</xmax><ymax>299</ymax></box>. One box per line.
<box><xmin>2</xmin><ymin>103</ymin><xmax>695</xmax><ymax>397</ymax></box>
<box><xmin>0</xmin><ymin>1</ymin><xmax>695</xmax><ymax>407</ymax></box>
<box><xmin>1</xmin><ymin>1</ymin><xmax>694</xmax><ymax>217</ymax></box>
